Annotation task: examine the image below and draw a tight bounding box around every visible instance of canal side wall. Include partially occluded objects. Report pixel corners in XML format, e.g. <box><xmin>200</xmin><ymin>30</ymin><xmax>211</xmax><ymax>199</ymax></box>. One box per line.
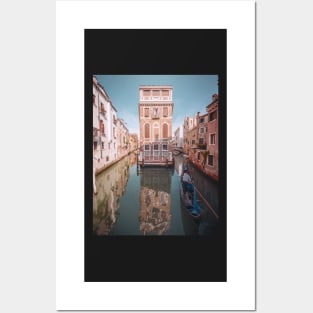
<box><xmin>188</xmin><ymin>158</ymin><xmax>218</xmax><ymax>181</ymax></box>
<box><xmin>94</xmin><ymin>150</ymin><xmax>136</xmax><ymax>176</ymax></box>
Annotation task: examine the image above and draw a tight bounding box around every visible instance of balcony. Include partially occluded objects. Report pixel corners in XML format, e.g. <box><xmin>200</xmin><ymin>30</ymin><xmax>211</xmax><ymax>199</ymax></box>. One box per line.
<box><xmin>198</xmin><ymin>144</ymin><xmax>207</xmax><ymax>150</ymax></box>
<box><xmin>140</xmin><ymin>96</ymin><xmax>171</xmax><ymax>101</ymax></box>
<box><xmin>151</xmin><ymin>113</ymin><xmax>160</xmax><ymax>119</ymax></box>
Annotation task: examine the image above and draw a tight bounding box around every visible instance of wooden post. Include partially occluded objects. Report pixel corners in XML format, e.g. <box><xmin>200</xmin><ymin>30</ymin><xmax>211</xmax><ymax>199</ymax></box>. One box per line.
<box><xmin>193</xmin><ymin>185</ymin><xmax>219</xmax><ymax>219</ymax></box>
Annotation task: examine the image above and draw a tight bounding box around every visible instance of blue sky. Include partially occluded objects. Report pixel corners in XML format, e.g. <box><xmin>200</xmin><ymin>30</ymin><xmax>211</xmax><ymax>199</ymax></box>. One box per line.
<box><xmin>95</xmin><ymin>75</ymin><xmax>218</xmax><ymax>135</ymax></box>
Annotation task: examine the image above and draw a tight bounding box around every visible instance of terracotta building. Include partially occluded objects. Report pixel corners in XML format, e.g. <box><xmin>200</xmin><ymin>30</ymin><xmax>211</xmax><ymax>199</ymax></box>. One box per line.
<box><xmin>138</xmin><ymin>85</ymin><xmax>174</xmax><ymax>166</ymax></box>
<box><xmin>183</xmin><ymin>94</ymin><xmax>219</xmax><ymax>181</ymax></box>
<box><xmin>188</xmin><ymin>112</ymin><xmax>209</xmax><ymax>169</ymax></box>
<box><xmin>183</xmin><ymin>115</ymin><xmax>197</xmax><ymax>155</ymax></box>
<box><xmin>205</xmin><ymin>94</ymin><xmax>219</xmax><ymax>180</ymax></box>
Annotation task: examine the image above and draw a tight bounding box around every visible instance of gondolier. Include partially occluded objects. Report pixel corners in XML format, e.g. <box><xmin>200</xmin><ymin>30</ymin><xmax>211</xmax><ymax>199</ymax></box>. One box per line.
<box><xmin>182</xmin><ymin>170</ymin><xmax>194</xmax><ymax>193</ymax></box>
<box><xmin>180</xmin><ymin>170</ymin><xmax>201</xmax><ymax>220</ymax></box>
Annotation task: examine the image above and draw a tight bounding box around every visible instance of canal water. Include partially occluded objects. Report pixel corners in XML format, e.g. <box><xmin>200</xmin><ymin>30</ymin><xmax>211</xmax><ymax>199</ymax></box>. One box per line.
<box><xmin>93</xmin><ymin>153</ymin><xmax>219</xmax><ymax>236</ymax></box>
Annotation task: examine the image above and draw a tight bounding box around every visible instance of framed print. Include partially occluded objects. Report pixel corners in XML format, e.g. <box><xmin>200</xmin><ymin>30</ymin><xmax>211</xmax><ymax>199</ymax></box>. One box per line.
<box><xmin>85</xmin><ymin>30</ymin><xmax>226</xmax><ymax>283</ymax></box>
<box><xmin>56</xmin><ymin>1</ymin><xmax>255</xmax><ymax>310</ymax></box>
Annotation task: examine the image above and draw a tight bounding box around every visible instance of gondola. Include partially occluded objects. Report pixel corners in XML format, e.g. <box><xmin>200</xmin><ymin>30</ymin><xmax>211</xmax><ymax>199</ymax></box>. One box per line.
<box><xmin>179</xmin><ymin>176</ymin><xmax>201</xmax><ymax>220</ymax></box>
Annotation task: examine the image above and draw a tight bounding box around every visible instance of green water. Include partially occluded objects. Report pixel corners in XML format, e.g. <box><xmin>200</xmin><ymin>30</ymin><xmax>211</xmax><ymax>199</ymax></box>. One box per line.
<box><xmin>93</xmin><ymin>153</ymin><xmax>219</xmax><ymax>236</ymax></box>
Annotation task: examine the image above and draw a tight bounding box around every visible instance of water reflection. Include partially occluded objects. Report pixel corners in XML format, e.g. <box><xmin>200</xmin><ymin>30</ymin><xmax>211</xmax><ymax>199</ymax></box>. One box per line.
<box><xmin>92</xmin><ymin>153</ymin><xmax>220</xmax><ymax>236</ymax></box>
<box><xmin>187</xmin><ymin>161</ymin><xmax>219</xmax><ymax>216</ymax></box>
<box><xmin>176</xmin><ymin>155</ymin><xmax>220</xmax><ymax>236</ymax></box>
<box><xmin>139</xmin><ymin>168</ymin><xmax>173</xmax><ymax>235</ymax></box>
<box><xmin>93</xmin><ymin>155</ymin><xmax>135</xmax><ymax>235</ymax></box>
<box><xmin>174</xmin><ymin>154</ymin><xmax>184</xmax><ymax>177</ymax></box>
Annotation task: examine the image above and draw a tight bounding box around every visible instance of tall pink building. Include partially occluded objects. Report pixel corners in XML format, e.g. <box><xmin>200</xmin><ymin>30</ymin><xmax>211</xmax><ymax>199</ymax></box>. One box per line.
<box><xmin>138</xmin><ymin>85</ymin><xmax>174</xmax><ymax>167</ymax></box>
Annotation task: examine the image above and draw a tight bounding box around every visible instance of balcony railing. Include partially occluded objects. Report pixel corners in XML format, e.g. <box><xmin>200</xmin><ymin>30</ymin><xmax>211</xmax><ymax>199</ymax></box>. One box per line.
<box><xmin>93</xmin><ymin>129</ymin><xmax>106</xmax><ymax>141</ymax></box>
<box><xmin>151</xmin><ymin>113</ymin><xmax>160</xmax><ymax>119</ymax></box>
<box><xmin>140</xmin><ymin>96</ymin><xmax>171</xmax><ymax>101</ymax></box>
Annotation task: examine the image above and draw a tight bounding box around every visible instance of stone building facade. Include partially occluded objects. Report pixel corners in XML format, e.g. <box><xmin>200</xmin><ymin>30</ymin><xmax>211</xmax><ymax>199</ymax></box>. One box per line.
<box><xmin>174</xmin><ymin>125</ymin><xmax>184</xmax><ymax>150</ymax></box>
<box><xmin>128</xmin><ymin>133</ymin><xmax>138</xmax><ymax>153</ymax></box>
<box><xmin>183</xmin><ymin>115</ymin><xmax>197</xmax><ymax>155</ymax></box>
<box><xmin>117</xmin><ymin>118</ymin><xmax>129</xmax><ymax>159</ymax></box>
<box><xmin>138</xmin><ymin>85</ymin><xmax>174</xmax><ymax>166</ymax></box>
<box><xmin>183</xmin><ymin>94</ymin><xmax>219</xmax><ymax>181</ymax></box>
<box><xmin>93</xmin><ymin>75</ymin><xmax>130</xmax><ymax>175</ymax></box>
<box><xmin>205</xmin><ymin>94</ymin><xmax>219</xmax><ymax>180</ymax></box>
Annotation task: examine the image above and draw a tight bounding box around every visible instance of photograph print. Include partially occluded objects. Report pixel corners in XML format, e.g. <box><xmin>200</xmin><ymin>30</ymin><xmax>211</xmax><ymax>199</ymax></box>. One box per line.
<box><xmin>85</xmin><ymin>29</ymin><xmax>226</xmax><ymax>282</ymax></box>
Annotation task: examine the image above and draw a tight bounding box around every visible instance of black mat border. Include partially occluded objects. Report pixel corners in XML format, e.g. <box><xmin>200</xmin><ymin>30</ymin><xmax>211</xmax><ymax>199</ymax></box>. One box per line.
<box><xmin>84</xmin><ymin>29</ymin><xmax>227</xmax><ymax>282</ymax></box>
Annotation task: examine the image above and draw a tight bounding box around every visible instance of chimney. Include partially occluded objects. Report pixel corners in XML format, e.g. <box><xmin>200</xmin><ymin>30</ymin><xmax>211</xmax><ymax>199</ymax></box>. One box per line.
<box><xmin>196</xmin><ymin>112</ymin><xmax>200</xmax><ymax>126</ymax></box>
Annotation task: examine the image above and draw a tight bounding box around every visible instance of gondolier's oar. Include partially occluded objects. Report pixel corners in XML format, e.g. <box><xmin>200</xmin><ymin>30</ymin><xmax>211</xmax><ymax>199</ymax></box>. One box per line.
<box><xmin>191</xmin><ymin>185</ymin><xmax>201</xmax><ymax>216</ymax></box>
<box><xmin>193</xmin><ymin>185</ymin><xmax>219</xmax><ymax>220</ymax></box>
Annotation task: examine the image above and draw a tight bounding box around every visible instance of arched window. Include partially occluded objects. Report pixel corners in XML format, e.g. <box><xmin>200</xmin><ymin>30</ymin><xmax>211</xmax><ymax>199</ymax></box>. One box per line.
<box><xmin>144</xmin><ymin>123</ymin><xmax>150</xmax><ymax>139</ymax></box>
<box><xmin>162</xmin><ymin>123</ymin><xmax>168</xmax><ymax>139</ymax></box>
<box><xmin>100</xmin><ymin>120</ymin><xmax>104</xmax><ymax>135</ymax></box>
<box><xmin>153</xmin><ymin>123</ymin><xmax>159</xmax><ymax>141</ymax></box>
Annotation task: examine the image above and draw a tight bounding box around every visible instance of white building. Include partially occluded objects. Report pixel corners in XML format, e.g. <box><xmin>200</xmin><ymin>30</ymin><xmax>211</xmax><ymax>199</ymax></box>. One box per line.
<box><xmin>93</xmin><ymin>76</ymin><xmax>118</xmax><ymax>173</ymax></box>
<box><xmin>174</xmin><ymin>125</ymin><xmax>184</xmax><ymax>149</ymax></box>
<box><xmin>117</xmin><ymin>118</ymin><xmax>129</xmax><ymax>159</ymax></box>
<box><xmin>109</xmin><ymin>102</ymin><xmax>118</xmax><ymax>164</ymax></box>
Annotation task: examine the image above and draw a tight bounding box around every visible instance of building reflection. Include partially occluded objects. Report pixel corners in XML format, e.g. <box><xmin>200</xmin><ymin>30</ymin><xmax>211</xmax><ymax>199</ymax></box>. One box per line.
<box><xmin>93</xmin><ymin>155</ymin><xmax>131</xmax><ymax>235</ymax></box>
<box><xmin>129</xmin><ymin>152</ymin><xmax>138</xmax><ymax>167</ymax></box>
<box><xmin>174</xmin><ymin>154</ymin><xmax>185</xmax><ymax>176</ymax></box>
<box><xmin>138</xmin><ymin>168</ymin><xmax>172</xmax><ymax>235</ymax></box>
